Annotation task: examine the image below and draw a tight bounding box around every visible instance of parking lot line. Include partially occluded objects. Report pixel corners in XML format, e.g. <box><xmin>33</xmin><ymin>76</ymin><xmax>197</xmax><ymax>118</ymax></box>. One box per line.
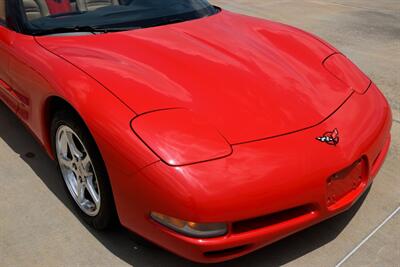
<box><xmin>336</xmin><ymin>206</ymin><xmax>400</xmax><ymax>267</ymax></box>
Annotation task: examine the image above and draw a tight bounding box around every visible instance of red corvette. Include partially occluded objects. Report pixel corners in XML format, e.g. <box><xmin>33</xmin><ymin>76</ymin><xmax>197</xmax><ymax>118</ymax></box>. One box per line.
<box><xmin>0</xmin><ymin>0</ymin><xmax>392</xmax><ymax>263</ymax></box>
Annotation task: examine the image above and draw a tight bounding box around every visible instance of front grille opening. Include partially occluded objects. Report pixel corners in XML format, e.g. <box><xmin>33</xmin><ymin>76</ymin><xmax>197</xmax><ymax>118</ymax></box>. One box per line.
<box><xmin>204</xmin><ymin>245</ymin><xmax>250</xmax><ymax>258</ymax></box>
<box><xmin>232</xmin><ymin>205</ymin><xmax>315</xmax><ymax>234</ymax></box>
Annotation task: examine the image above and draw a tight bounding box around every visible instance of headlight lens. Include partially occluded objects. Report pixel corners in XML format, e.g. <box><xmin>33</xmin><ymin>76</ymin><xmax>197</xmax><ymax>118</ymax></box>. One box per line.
<box><xmin>151</xmin><ymin>212</ymin><xmax>228</xmax><ymax>238</ymax></box>
<box><xmin>131</xmin><ymin>109</ymin><xmax>232</xmax><ymax>166</ymax></box>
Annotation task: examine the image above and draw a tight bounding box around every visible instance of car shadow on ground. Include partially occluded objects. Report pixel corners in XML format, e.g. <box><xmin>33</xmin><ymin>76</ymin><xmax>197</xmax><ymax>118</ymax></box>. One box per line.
<box><xmin>0</xmin><ymin>101</ymin><xmax>370</xmax><ymax>267</ymax></box>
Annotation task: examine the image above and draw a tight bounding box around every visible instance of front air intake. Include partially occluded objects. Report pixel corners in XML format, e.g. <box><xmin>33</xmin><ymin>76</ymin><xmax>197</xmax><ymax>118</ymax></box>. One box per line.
<box><xmin>232</xmin><ymin>205</ymin><xmax>315</xmax><ymax>234</ymax></box>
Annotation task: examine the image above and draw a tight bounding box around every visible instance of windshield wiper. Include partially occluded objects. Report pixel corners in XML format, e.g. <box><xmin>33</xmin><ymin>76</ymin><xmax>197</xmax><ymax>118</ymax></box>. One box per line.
<box><xmin>32</xmin><ymin>25</ymin><xmax>141</xmax><ymax>36</ymax></box>
<box><xmin>148</xmin><ymin>18</ymin><xmax>187</xmax><ymax>28</ymax></box>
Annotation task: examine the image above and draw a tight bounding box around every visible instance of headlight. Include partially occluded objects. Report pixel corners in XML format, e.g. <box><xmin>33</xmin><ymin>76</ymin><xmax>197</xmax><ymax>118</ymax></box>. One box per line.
<box><xmin>151</xmin><ymin>212</ymin><xmax>228</xmax><ymax>238</ymax></box>
<box><xmin>323</xmin><ymin>53</ymin><xmax>371</xmax><ymax>94</ymax></box>
<box><xmin>131</xmin><ymin>109</ymin><xmax>232</xmax><ymax>166</ymax></box>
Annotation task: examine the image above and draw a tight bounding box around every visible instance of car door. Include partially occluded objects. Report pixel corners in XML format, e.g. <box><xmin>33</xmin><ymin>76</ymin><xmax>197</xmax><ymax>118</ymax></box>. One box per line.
<box><xmin>1</xmin><ymin>0</ymin><xmax>39</xmax><ymax>123</ymax></box>
<box><xmin>0</xmin><ymin>17</ymin><xmax>19</xmax><ymax>113</ymax></box>
<box><xmin>2</xmin><ymin>0</ymin><xmax>59</xmax><ymax>139</ymax></box>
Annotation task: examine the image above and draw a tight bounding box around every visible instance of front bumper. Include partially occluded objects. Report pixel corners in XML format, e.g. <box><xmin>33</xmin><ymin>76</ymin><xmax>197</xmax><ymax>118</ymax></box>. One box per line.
<box><xmin>113</xmin><ymin>83</ymin><xmax>392</xmax><ymax>263</ymax></box>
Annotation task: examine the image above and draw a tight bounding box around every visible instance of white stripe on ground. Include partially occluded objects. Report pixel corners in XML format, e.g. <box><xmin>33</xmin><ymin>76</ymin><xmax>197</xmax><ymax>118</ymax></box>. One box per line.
<box><xmin>335</xmin><ymin>205</ymin><xmax>400</xmax><ymax>267</ymax></box>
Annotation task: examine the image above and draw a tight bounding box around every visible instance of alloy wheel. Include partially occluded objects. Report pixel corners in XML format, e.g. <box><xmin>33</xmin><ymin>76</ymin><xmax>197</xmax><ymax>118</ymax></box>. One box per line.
<box><xmin>55</xmin><ymin>125</ymin><xmax>101</xmax><ymax>216</ymax></box>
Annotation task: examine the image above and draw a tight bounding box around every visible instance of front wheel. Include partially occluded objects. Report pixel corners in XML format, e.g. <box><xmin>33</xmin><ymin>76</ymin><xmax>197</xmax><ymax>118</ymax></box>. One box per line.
<box><xmin>51</xmin><ymin>111</ymin><xmax>116</xmax><ymax>230</ymax></box>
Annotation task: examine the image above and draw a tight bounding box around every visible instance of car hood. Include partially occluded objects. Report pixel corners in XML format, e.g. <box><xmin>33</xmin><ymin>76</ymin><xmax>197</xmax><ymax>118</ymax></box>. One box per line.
<box><xmin>36</xmin><ymin>10</ymin><xmax>352</xmax><ymax>144</ymax></box>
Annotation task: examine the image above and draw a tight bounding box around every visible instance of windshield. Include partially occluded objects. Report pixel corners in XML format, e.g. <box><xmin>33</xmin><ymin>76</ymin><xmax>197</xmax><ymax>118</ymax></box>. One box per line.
<box><xmin>21</xmin><ymin>0</ymin><xmax>218</xmax><ymax>35</ymax></box>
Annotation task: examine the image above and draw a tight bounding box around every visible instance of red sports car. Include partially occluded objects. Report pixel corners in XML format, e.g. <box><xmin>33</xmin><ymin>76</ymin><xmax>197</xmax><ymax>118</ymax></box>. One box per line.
<box><xmin>0</xmin><ymin>0</ymin><xmax>392</xmax><ymax>263</ymax></box>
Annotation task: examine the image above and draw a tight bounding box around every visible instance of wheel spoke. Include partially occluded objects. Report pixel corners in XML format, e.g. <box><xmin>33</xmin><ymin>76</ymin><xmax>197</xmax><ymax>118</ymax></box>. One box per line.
<box><xmin>84</xmin><ymin>170</ymin><xmax>94</xmax><ymax>177</ymax></box>
<box><xmin>58</xmin><ymin>131</ymin><xmax>69</xmax><ymax>157</ymax></box>
<box><xmin>81</xmin><ymin>155</ymin><xmax>94</xmax><ymax>176</ymax></box>
<box><xmin>86</xmin><ymin>176</ymin><xmax>100</xmax><ymax>206</ymax></box>
<box><xmin>77</xmin><ymin>181</ymin><xmax>86</xmax><ymax>204</ymax></box>
<box><xmin>69</xmin><ymin>173</ymin><xmax>79</xmax><ymax>195</ymax></box>
<box><xmin>59</xmin><ymin>157</ymin><xmax>73</xmax><ymax>169</ymax></box>
<box><xmin>66</xmin><ymin>131</ymin><xmax>83</xmax><ymax>159</ymax></box>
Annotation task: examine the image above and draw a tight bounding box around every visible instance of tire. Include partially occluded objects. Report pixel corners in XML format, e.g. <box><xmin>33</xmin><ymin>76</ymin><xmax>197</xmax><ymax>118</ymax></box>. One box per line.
<box><xmin>51</xmin><ymin>110</ymin><xmax>117</xmax><ymax>230</ymax></box>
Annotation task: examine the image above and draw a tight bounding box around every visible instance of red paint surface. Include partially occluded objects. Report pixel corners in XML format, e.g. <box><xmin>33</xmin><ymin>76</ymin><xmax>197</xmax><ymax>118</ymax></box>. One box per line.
<box><xmin>36</xmin><ymin>11</ymin><xmax>351</xmax><ymax>144</ymax></box>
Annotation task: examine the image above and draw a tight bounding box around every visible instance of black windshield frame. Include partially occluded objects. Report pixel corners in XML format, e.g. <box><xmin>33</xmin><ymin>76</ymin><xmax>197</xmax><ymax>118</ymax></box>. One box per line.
<box><xmin>15</xmin><ymin>0</ymin><xmax>220</xmax><ymax>36</ymax></box>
